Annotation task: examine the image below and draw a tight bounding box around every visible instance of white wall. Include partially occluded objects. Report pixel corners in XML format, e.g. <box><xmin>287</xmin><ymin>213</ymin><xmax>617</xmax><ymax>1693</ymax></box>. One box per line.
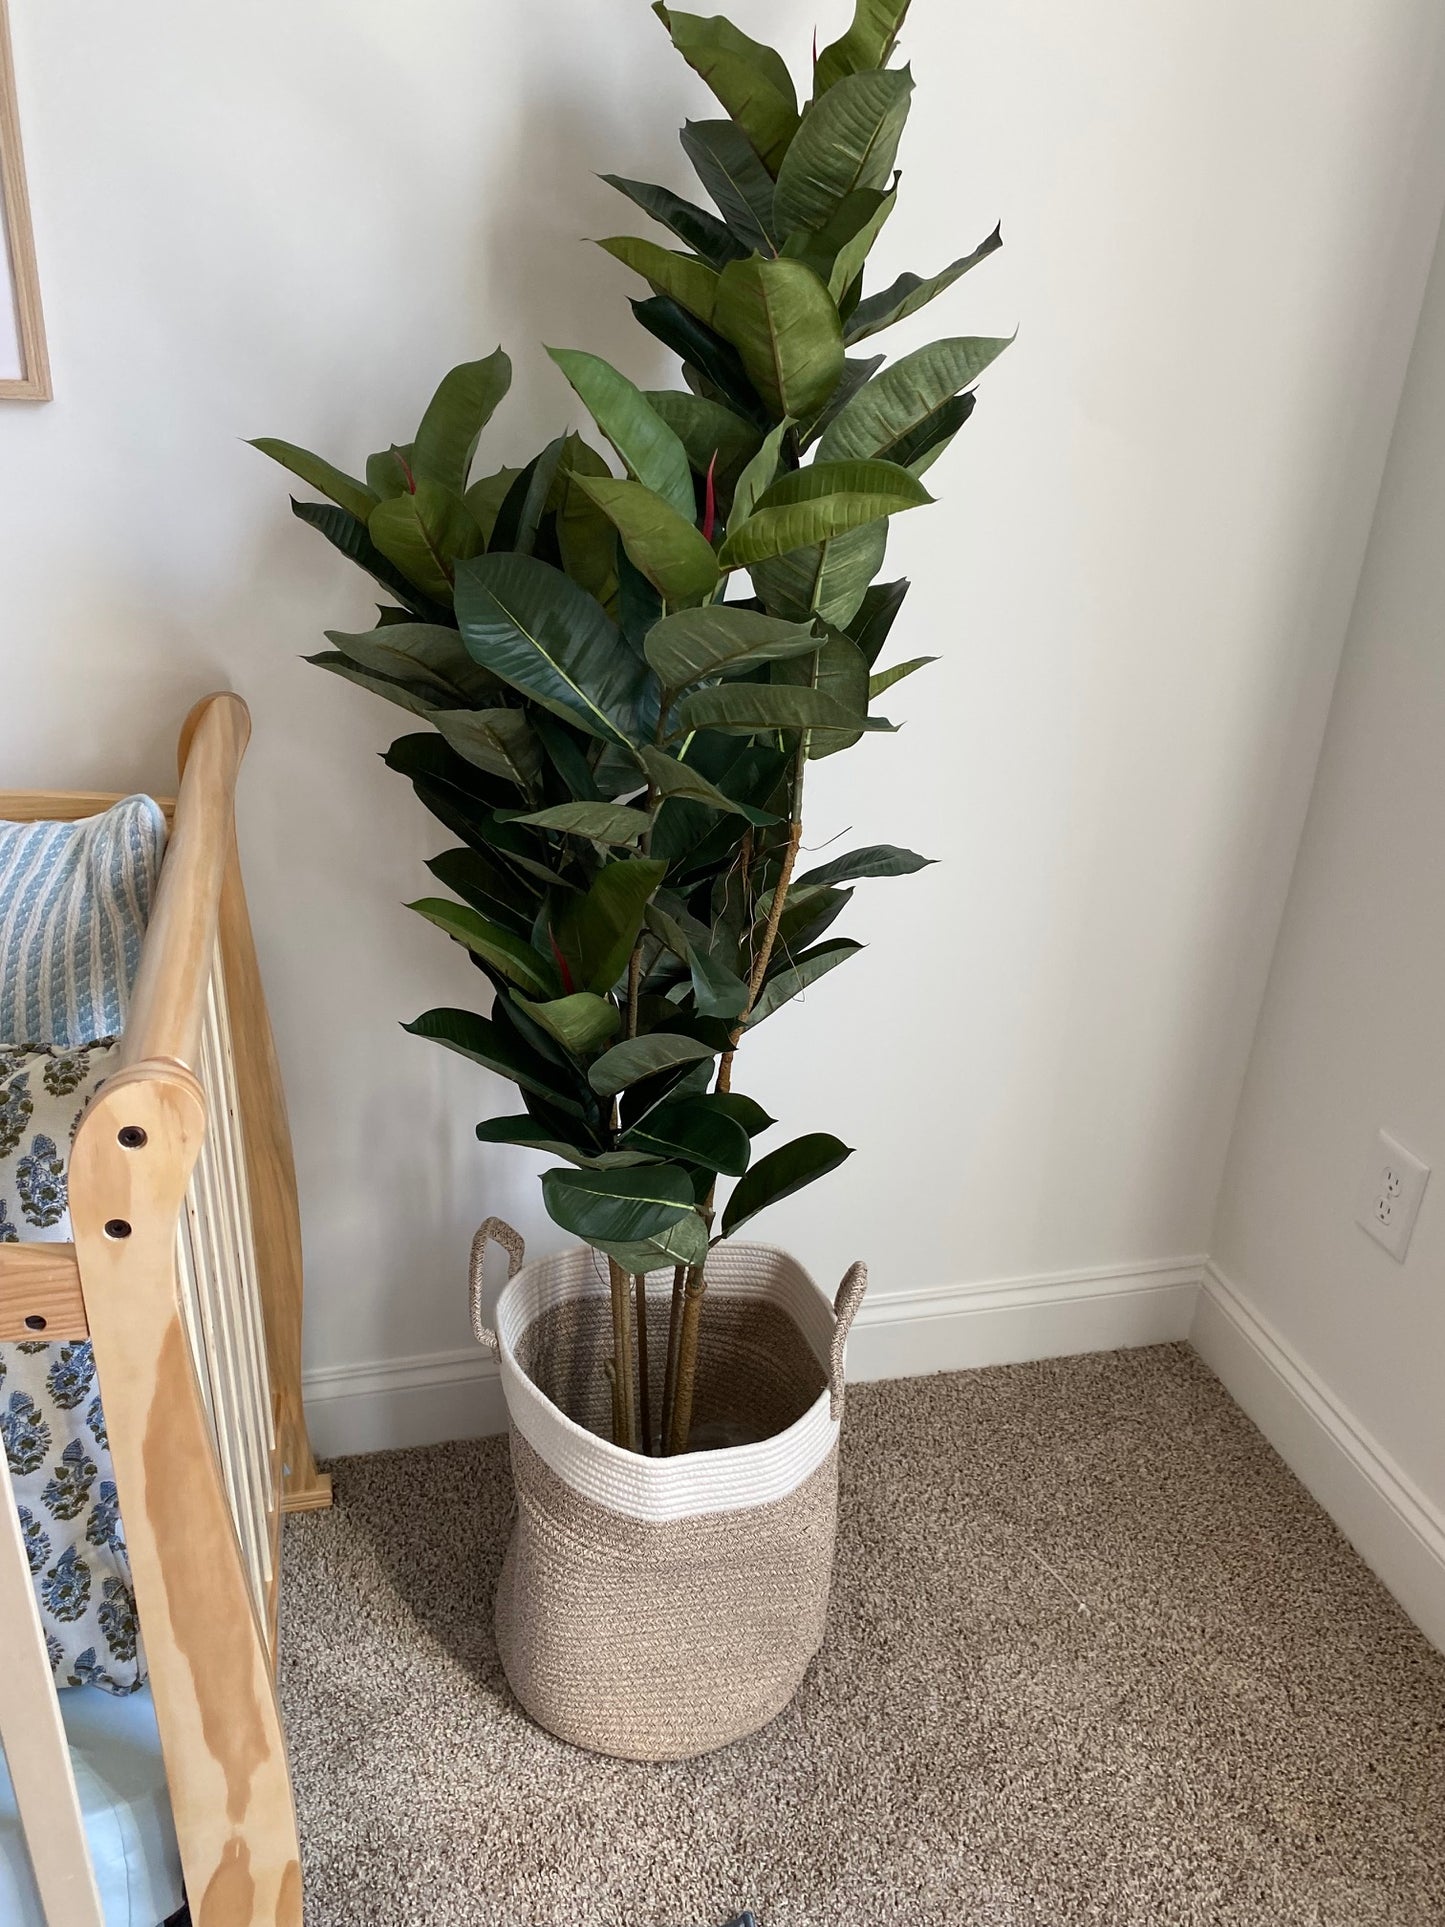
<box><xmin>1210</xmin><ymin>211</ymin><xmax>1445</xmax><ymax>1540</ymax></box>
<box><xmin>4</xmin><ymin>1</ymin><xmax>1445</xmax><ymax>1427</ymax></box>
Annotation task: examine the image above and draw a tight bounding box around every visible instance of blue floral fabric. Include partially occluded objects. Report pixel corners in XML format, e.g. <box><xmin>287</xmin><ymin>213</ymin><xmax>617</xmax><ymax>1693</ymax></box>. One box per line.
<box><xmin>0</xmin><ymin>1040</ymin><xmax>146</xmax><ymax>1695</ymax></box>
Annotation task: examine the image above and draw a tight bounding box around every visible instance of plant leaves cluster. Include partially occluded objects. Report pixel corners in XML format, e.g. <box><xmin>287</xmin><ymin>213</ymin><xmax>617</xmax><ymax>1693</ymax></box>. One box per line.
<box><xmin>256</xmin><ymin>0</ymin><xmax>1002</xmax><ymax>1269</ymax></box>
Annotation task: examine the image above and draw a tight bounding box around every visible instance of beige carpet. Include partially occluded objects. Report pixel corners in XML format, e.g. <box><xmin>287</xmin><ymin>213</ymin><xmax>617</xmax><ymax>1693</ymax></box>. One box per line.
<box><xmin>278</xmin><ymin>1345</ymin><xmax>1445</xmax><ymax>1926</ymax></box>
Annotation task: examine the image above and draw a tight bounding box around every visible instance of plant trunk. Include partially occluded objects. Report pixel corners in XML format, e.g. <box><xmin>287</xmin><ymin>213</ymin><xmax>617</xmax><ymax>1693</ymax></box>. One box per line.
<box><xmin>659</xmin><ymin>1264</ymin><xmax>686</xmax><ymax>1450</ymax></box>
<box><xmin>607</xmin><ymin>1257</ymin><xmax>638</xmax><ymax>1451</ymax></box>
<box><xmin>664</xmin><ymin>1258</ymin><xmax>709</xmax><ymax>1454</ymax></box>
<box><xmin>634</xmin><ymin>1272</ymin><xmax>653</xmax><ymax>1454</ymax></box>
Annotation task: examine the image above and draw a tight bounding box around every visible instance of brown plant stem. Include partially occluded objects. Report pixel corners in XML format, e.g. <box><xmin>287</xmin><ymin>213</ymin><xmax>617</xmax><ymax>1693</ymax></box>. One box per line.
<box><xmin>607</xmin><ymin>1257</ymin><xmax>638</xmax><ymax>1451</ymax></box>
<box><xmin>660</xmin><ymin>1263</ymin><xmax>686</xmax><ymax>1449</ymax></box>
<box><xmin>634</xmin><ymin>1272</ymin><xmax>653</xmax><ymax>1453</ymax></box>
<box><xmin>665</xmin><ymin>1262</ymin><xmax>709</xmax><ymax>1454</ymax></box>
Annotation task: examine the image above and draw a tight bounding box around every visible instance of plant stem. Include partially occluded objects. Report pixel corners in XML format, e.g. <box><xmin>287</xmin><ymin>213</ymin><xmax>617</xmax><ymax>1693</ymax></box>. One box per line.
<box><xmin>634</xmin><ymin>1272</ymin><xmax>653</xmax><ymax>1453</ymax></box>
<box><xmin>665</xmin><ymin>1262</ymin><xmax>709</xmax><ymax>1454</ymax></box>
<box><xmin>607</xmin><ymin>1257</ymin><xmax>638</xmax><ymax>1451</ymax></box>
<box><xmin>666</xmin><ymin>1264</ymin><xmax>693</xmax><ymax>1449</ymax></box>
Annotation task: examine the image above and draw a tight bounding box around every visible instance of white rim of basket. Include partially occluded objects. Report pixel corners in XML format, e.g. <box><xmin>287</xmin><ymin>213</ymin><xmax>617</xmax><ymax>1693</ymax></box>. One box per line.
<box><xmin>470</xmin><ymin>1221</ymin><xmax>867</xmax><ymax>1524</ymax></box>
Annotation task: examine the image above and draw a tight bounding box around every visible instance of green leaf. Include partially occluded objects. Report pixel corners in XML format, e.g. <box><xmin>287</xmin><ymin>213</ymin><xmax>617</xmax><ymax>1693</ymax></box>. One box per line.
<box><xmin>680</xmin><ymin>119</ymin><xmax>779</xmax><ymax>256</ymax></box>
<box><xmin>719</xmin><ymin>459</ymin><xmax>929</xmax><ymax>568</ymax></box>
<box><xmin>600</xmin><ymin>174</ymin><xmax>747</xmax><ymax>270</ymax></box>
<box><xmin>868</xmin><ymin>654</ymin><xmax>934</xmax><ymax>699</ymax></box>
<box><xmin>891</xmin><ymin>392</ymin><xmax>976</xmax><ymax>475</ymax></box>
<box><xmin>515</xmin><ymin>992</ymin><xmax>622</xmax><ymax>1056</ymax></box>
<box><xmin>368</xmin><ymin>482</ymin><xmax>482</xmax><ymax>603</ymax></box>
<box><xmin>431</xmin><ymin>708</ymin><xmax>544</xmax><ymax>791</ymax></box>
<box><xmin>488</xmin><ymin>434</ymin><xmax>569</xmax><ymax>559</ymax></box>
<box><xmin>720</xmin><ymin>1131</ymin><xmax>853</xmax><ymax>1236</ymax></box>
<box><xmin>404</xmin><ymin>1007</ymin><xmax>587</xmax><ymax>1116</ymax></box>
<box><xmin>653</xmin><ymin>5</ymin><xmax>800</xmax><ymax>174</ymax></box>
<box><xmin>726</xmin><ymin>418</ymin><xmax>790</xmax><ymax>534</ymax></box>
<box><xmin>796</xmin><ymin>842</ymin><xmax>933</xmax><ymax>890</ymax></box>
<box><xmin>632</xmin><ymin>296</ymin><xmax>769</xmax><ymax>426</ymax></box>
<box><xmin>411</xmin><ymin>349</ymin><xmax>512</xmax><ymax>492</ymax></box>
<box><xmin>554</xmin><ymin>858</ymin><xmax>668</xmax><ymax>994</ymax></box>
<box><xmin>637</xmin><ymin>744</ymin><xmax>781</xmax><ymax>825</ymax></box>
<box><xmin>817</xmin><ymin>336</ymin><xmax>1011</xmax><ymax>464</ymax></box>
<box><xmin>588</xmin><ymin>1033</ymin><xmax>716</xmax><ymax>1097</ymax></box>
<box><xmin>325</xmin><ymin>621</ymin><xmax>495</xmax><ymax>702</ymax></box>
<box><xmin>674</xmin><ymin>682</ymin><xmax>860</xmax><ymax>737</ymax></box>
<box><xmin>580</xmin><ymin>1211</ymin><xmax>711</xmax><ymax>1275</ymax></box>
<box><xmin>597</xmin><ymin>236</ymin><xmax>721</xmax><ymax>326</ymax></box>
<box><xmin>643</xmin><ymin>901</ymin><xmax>752</xmax><ymax>1019</ymax></box>
<box><xmin>289</xmin><ymin>499</ymin><xmax>451</xmax><ymax>623</ymax></box>
<box><xmin>751</xmin><ymin>518</ymin><xmax>888</xmax><ymax>627</ymax></box>
<box><xmin>542</xmin><ymin>1163</ymin><xmax>697</xmax><ymax>1249</ymax></box>
<box><xmin>510</xmin><ymin>802</ymin><xmax>652</xmax><ymax>846</ymax></box>
<box><xmin>623</xmin><ymin>1092</ymin><xmax>751</xmax><ymax>1174</ymax></box>
<box><xmin>642</xmin><ymin>391</ymin><xmax>763</xmax><ymax>481</ymax></box>
<box><xmin>571</xmin><ymin>475</ymin><xmax>720</xmax><ymax>606</ymax></box>
<box><xmin>814</xmin><ymin>0</ymin><xmax>912</xmax><ymax>94</ymax></box>
<box><xmin>782</xmin><ymin>187</ymin><xmax>895</xmax><ymax>302</ymax></box>
<box><xmin>709</xmin><ymin>1091</ymin><xmax>776</xmax><ymax>1136</ymax></box>
<box><xmin>366</xmin><ymin>445</ymin><xmax>416</xmax><ymax>499</ymax></box>
<box><xmin>548</xmin><ymin>434</ymin><xmax>620</xmax><ymax>610</ymax></box>
<box><xmin>408</xmin><ymin>898</ymin><xmax>554</xmax><ymax>995</ymax></box>
<box><xmin>464</xmin><ymin>466</ymin><xmax>524</xmax><ymax>544</ymax></box>
<box><xmin>748</xmin><ymin>938</ymin><xmax>862</xmax><ymax>1024</ymax></box>
<box><xmin>773</xmin><ymin>627</ymin><xmax>870</xmax><ymax>757</ymax></box>
<box><xmin>713</xmin><ymin>257</ymin><xmax>844</xmax><ymax>422</ymax></box>
<box><xmin>845</xmin><ymin>575</ymin><xmax>908</xmax><ymax>664</ymax></box>
<box><xmin>644</xmin><ymin>605</ymin><xmax>819</xmax><ymax>688</ymax></box>
<box><xmin>426</xmin><ymin>846</ymin><xmax>538</xmax><ymax>932</ymax></box>
<box><xmin>774</xmin><ymin>68</ymin><xmax>912</xmax><ymax>236</ymax></box>
<box><xmin>473</xmin><ymin>1115</ymin><xmax>645</xmax><ymax>1169</ymax></box>
<box><xmin>546</xmin><ymin>347</ymin><xmax>695</xmax><ymax>520</ymax></box>
<box><xmin>845</xmin><ymin>224</ymin><xmax>1003</xmax><ymax>343</ymax></box>
<box><xmin>454</xmin><ymin>551</ymin><xmax>649</xmax><ymax>748</ymax></box>
<box><xmin>306</xmin><ymin>653</ymin><xmax>440</xmax><ymax>718</ymax></box>
<box><xmin>250</xmin><ymin>439</ymin><xmax>378</xmax><ymax>522</ymax></box>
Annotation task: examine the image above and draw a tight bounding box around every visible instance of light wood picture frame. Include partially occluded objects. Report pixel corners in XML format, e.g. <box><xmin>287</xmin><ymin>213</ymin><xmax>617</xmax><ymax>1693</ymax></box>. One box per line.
<box><xmin>0</xmin><ymin>0</ymin><xmax>48</xmax><ymax>400</ymax></box>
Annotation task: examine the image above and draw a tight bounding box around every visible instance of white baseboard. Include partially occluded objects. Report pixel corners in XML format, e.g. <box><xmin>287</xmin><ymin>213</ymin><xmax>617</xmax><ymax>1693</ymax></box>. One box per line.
<box><xmin>302</xmin><ymin>1254</ymin><xmax>1205</xmax><ymax>1459</ymax></box>
<box><xmin>1192</xmin><ymin>1264</ymin><xmax>1445</xmax><ymax>1653</ymax></box>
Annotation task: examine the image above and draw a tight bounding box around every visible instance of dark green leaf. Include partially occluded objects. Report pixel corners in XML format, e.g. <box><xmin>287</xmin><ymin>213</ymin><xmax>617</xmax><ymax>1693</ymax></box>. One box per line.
<box><xmin>431</xmin><ymin>708</ymin><xmax>544</xmax><ymax>791</ymax></box>
<box><xmin>643</xmin><ymin>901</ymin><xmax>751</xmax><ymax>1019</ymax></box>
<box><xmin>368</xmin><ymin>482</ymin><xmax>482</xmax><ymax>602</ymax></box>
<box><xmin>454</xmin><ymin>551</ymin><xmax>648</xmax><ymax>748</ymax></box>
<box><xmin>473</xmin><ymin>1115</ymin><xmax>644</xmax><ymax>1169</ymax></box>
<box><xmin>709</xmin><ymin>1091</ymin><xmax>776</xmax><ymax>1136</ymax></box>
<box><xmin>601</xmin><ymin>174</ymin><xmax>748</xmax><ymax>270</ymax></box>
<box><xmin>748</xmin><ymin>937</ymin><xmax>862</xmax><ymax>1023</ymax></box>
<box><xmin>624</xmin><ymin>1091</ymin><xmax>751</xmax><ymax>1174</ymax></box>
<box><xmin>642</xmin><ymin>391</ymin><xmax>763</xmax><ymax>481</ymax></box>
<box><xmin>795</xmin><ymin>843</ymin><xmax>932</xmax><ymax>890</ymax></box>
<box><xmin>306</xmin><ymin>653</ymin><xmax>441</xmax><ymax>718</ymax></box>
<box><xmin>752</xmin><ymin>517</ymin><xmax>887</xmax><ymax>626</ymax></box>
<box><xmin>408</xmin><ymin>898</ymin><xmax>554</xmax><ymax>995</ymax></box>
<box><xmin>720</xmin><ymin>459</ymin><xmax>929</xmax><ymax>568</ymax></box>
<box><xmin>892</xmin><ymin>392</ymin><xmax>975</xmax><ymax>475</ymax></box>
<box><xmin>554</xmin><ymin>857</ymin><xmax>668</xmax><ymax>994</ymax></box>
<box><xmin>654</xmin><ymin>5</ymin><xmax>800</xmax><ymax>173</ymax></box>
<box><xmin>488</xmin><ymin>434</ymin><xmax>569</xmax><ymax>559</ymax></box>
<box><xmin>551</xmin><ymin>435</ymin><xmax>621</xmax><ymax>610</ymax></box>
<box><xmin>637</xmin><ymin>744</ymin><xmax>781</xmax><ymax>825</ymax></box>
<box><xmin>289</xmin><ymin>499</ymin><xmax>451</xmax><ymax>623</ymax></box>
<box><xmin>325</xmin><ymin>621</ymin><xmax>494</xmax><ymax>702</ymax></box>
<box><xmin>674</xmin><ymin>682</ymin><xmax>860</xmax><ymax>736</ymax></box>
<box><xmin>572</xmin><ymin>474</ymin><xmax>720</xmax><ymax>605</ymax></box>
<box><xmin>510</xmin><ymin>802</ymin><xmax>652</xmax><ymax>846</ymax></box>
<box><xmin>631</xmin><ymin>296</ymin><xmax>770</xmax><ymax>426</ymax></box>
<box><xmin>546</xmin><ymin>347</ymin><xmax>695</xmax><ymax>520</ymax></box>
<box><xmin>681</xmin><ymin>119</ymin><xmax>779</xmax><ymax>255</ymax></box>
<box><xmin>773</xmin><ymin>627</ymin><xmax>870</xmax><ymax>757</ymax></box>
<box><xmin>783</xmin><ymin>187</ymin><xmax>895</xmax><ymax>302</ymax></box>
<box><xmin>644</xmin><ymin>605</ymin><xmax>819</xmax><ymax>688</ymax></box>
<box><xmin>404</xmin><ymin>1007</ymin><xmax>586</xmax><ymax>1115</ymax></box>
<box><xmin>817</xmin><ymin>337</ymin><xmax>1010</xmax><ymax>463</ymax></box>
<box><xmin>412</xmin><ymin>349</ymin><xmax>512</xmax><ymax>492</ymax></box>
<box><xmin>713</xmin><ymin>256</ymin><xmax>844</xmax><ymax>422</ymax></box>
<box><xmin>366</xmin><ymin>445</ymin><xmax>416</xmax><ymax>499</ymax></box>
<box><xmin>464</xmin><ymin>466</ymin><xmax>524</xmax><ymax>544</ymax></box>
<box><xmin>845</xmin><ymin>575</ymin><xmax>908</xmax><ymax>665</ymax></box>
<box><xmin>774</xmin><ymin>68</ymin><xmax>912</xmax><ymax>236</ymax></box>
<box><xmin>588</xmin><ymin>1033</ymin><xmax>716</xmax><ymax>1097</ymax></box>
<box><xmin>868</xmin><ymin>654</ymin><xmax>934</xmax><ymax>698</ymax></box>
<box><xmin>726</xmin><ymin>419</ymin><xmax>790</xmax><ymax>534</ymax></box>
<box><xmin>425</xmin><ymin>846</ymin><xmax>537</xmax><ymax>933</ymax></box>
<box><xmin>250</xmin><ymin>439</ymin><xmax>377</xmax><ymax>521</ymax></box>
<box><xmin>845</xmin><ymin>224</ymin><xmax>1003</xmax><ymax>343</ymax></box>
<box><xmin>720</xmin><ymin>1131</ymin><xmax>853</xmax><ymax>1235</ymax></box>
<box><xmin>542</xmin><ymin>1163</ymin><xmax>698</xmax><ymax>1251</ymax></box>
<box><xmin>814</xmin><ymin>0</ymin><xmax>912</xmax><ymax>95</ymax></box>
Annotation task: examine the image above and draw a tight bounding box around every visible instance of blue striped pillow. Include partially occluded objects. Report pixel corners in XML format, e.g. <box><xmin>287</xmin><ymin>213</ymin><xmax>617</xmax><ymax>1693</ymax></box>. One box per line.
<box><xmin>0</xmin><ymin>799</ymin><xmax>168</xmax><ymax>1047</ymax></box>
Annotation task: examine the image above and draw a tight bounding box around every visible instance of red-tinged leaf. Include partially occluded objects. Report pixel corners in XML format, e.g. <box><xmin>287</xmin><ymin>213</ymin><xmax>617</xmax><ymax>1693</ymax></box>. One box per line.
<box><xmin>547</xmin><ymin>925</ymin><xmax>576</xmax><ymax>995</ymax></box>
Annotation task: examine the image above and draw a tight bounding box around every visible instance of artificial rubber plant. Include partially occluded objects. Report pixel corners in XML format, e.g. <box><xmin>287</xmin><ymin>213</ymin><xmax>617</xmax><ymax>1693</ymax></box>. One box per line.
<box><xmin>256</xmin><ymin>0</ymin><xmax>1006</xmax><ymax>1455</ymax></box>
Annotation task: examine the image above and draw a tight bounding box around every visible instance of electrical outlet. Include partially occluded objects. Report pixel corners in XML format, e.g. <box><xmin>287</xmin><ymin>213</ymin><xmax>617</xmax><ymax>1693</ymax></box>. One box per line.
<box><xmin>1355</xmin><ymin>1129</ymin><xmax>1430</xmax><ymax>1262</ymax></box>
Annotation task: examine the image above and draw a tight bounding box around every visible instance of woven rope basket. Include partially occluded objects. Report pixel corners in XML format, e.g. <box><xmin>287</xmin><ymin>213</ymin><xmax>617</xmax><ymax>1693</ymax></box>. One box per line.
<box><xmin>470</xmin><ymin>1219</ymin><xmax>867</xmax><ymax>1761</ymax></box>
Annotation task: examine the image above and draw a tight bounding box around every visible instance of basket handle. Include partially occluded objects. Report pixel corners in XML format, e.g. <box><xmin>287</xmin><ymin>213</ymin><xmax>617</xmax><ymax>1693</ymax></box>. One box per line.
<box><xmin>829</xmin><ymin>1261</ymin><xmax>868</xmax><ymax>1419</ymax></box>
<box><xmin>469</xmin><ymin>1217</ymin><xmax>526</xmax><ymax>1357</ymax></box>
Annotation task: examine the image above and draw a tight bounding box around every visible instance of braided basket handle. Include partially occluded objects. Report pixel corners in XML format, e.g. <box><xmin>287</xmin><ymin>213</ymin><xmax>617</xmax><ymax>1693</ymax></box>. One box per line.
<box><xmin>829</xmin><ymin>1261</ymin><xmax>868</xmax><ymax>1419</ymax></box>
<box><xmin>469</xmin><ymin>1217</ymin><xmax>526</xmax><ymax>1357</ymax></box>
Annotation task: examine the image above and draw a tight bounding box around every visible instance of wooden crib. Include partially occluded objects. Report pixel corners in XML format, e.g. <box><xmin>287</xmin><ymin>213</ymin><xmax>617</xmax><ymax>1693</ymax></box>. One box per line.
<box><xmin>0</xmin><ymin>693</ymin><xmax>328</xmax><ymax>1926</ymax></box>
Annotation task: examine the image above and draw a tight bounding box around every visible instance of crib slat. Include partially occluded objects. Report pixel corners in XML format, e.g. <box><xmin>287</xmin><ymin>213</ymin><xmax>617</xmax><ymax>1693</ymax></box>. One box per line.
<box><xmin>0</xmin><ymin>1447</ymin><xmax>105</xmax><ymax>1926</ymax></box>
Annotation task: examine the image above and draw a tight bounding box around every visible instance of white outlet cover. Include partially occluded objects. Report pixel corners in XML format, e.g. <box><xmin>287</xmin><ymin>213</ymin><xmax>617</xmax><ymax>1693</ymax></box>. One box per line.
<box><xmin>1356</xmin><ymin>1128</ymin><xmax>1431</xmax><ymax>1263</ymax></box>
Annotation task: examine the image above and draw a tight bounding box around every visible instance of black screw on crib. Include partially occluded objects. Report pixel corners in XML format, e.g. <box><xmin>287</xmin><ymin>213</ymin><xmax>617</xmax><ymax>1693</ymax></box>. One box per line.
<box><xmin>117</xmin><ymin>1125</ymin><xmax>148</xmax><ymax>1149</ymax></box>
<box><xmin>104</xmin><ymin>1219</ymin><xmax>132</xmax><ymax>1239</ymax></box>
<box><xmin>23</xmin><ymin>1315</ymin><xmax>46</xmax><ymax>1331</ymax></box>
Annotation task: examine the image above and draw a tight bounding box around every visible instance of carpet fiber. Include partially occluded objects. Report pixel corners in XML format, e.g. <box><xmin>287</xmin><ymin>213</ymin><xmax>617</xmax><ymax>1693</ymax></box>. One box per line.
<box><xmin>278</xmin><ymin>1345</ymin><xmax>1445</xmax><ymax>1925</ymax></box>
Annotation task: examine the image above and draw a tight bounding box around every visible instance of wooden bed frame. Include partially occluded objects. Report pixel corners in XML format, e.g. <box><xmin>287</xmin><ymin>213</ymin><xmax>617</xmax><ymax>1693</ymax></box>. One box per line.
<box><xmin>0</xmin><ymin>693</ymin><xmax>329</xmax><ymax>1926</ymax></box>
